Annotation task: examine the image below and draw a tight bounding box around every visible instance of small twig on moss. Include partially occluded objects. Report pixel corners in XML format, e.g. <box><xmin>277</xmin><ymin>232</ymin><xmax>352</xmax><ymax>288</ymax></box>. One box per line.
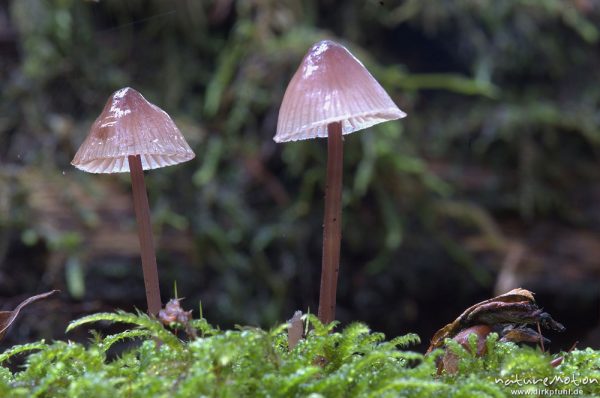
<box><xmin>536</xmin><ymin>322</ymin><xmax>545</xmax><ymax>352</ymax></box>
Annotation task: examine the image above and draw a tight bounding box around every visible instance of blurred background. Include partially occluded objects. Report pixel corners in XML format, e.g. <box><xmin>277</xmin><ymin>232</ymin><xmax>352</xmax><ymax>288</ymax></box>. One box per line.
<box><xmin>1</xmin><ymin>0</ymin><xmax>599</xmax><ymax>352</ymax></box>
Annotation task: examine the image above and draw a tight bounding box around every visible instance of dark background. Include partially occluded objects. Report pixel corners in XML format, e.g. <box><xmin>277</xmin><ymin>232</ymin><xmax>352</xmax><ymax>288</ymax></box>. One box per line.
<box><xmin>1</xmin><ymin>0</ymin><xmax>599</xmax><ymax>353</ymax></box>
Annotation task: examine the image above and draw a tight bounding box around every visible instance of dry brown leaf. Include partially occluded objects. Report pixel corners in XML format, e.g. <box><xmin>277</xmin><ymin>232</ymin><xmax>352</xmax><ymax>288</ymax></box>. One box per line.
<box><xmin>428</xmin><ymin>288</ymin><xmax>565</xmax><ymax>375</ymax></box>
<box><xmin>427</xmin><ymin>288</ymin><xmax>536</xmax><ymax>353</ymax></box>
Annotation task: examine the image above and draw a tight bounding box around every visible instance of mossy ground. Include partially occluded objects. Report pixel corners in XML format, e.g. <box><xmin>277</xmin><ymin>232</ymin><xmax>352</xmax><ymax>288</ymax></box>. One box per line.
<box><xmin>0</xmin><ymin>311</ymin><xmax>598</xmax><ymax>397</ymax></box>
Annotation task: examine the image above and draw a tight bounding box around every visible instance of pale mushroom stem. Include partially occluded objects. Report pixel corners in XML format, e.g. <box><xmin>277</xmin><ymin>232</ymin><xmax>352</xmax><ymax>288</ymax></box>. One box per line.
<box><xmin>318</xmin><ymin>121</ymin><xmax>343</xmax><ymax>325</ymax></box>
<box><xmin>128</xmin><ymin>154</ymin><xmax>162</xmax><ymax>315</ymax></box>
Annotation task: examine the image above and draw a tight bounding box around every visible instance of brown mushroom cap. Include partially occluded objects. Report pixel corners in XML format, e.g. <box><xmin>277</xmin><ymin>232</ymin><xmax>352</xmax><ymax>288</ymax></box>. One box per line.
<box><xmin>72</xmin><ymin>87</ymin><xmax>195</xmax><ymax>173</ymax></box>
<box><xmin>274</xmin><ymin>40</ymin><xmax>406</xmax><ymax>143</ymax></box>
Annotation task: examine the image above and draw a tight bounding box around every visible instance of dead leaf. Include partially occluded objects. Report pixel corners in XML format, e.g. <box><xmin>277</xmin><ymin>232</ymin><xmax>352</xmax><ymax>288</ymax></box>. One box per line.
<box><xmin>438</xmin><ymin>325</ymin><xmax>491</xmax><ymax>374</ymax></box>
<box><xmin>500</xmin><ymin>326</ymin><xmax>549</xmax><ymax>345</ymax></box>
<box><xmin>0</xmin><ymin>290</ymin><xmax>59</xmax><ymax>341</ymax></box>
<box><xmin>427</xmin><ymin>288</ymin><xmax>536</xmax><ymax>353</ymax></box>
<box><xmin>428</xmin><ymin>288</ymin><xmax>564</xmax><ymax>375</ymax></box>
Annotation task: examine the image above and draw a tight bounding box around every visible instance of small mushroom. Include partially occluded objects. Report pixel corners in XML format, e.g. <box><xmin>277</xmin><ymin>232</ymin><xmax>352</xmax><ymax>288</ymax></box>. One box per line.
<box><xmin>275</xmin><ymin>40</ymin><xmax>406</xmax><ymax>324</ymax></box>
<box><xmin>72</xmin><ymin>87</ymin><xmax>195</xmax><ymax>315</ymax></box>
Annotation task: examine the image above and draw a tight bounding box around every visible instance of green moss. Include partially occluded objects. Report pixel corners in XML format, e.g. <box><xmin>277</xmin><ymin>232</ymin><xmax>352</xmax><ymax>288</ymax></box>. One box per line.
<box><xmin>0</xmin><ymin>312</ymin><xmax>598</xmax><ymax>397</ymax></box>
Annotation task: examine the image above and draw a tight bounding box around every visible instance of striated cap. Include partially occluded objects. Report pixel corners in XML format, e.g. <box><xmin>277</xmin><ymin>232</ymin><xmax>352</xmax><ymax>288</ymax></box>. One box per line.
<box><xmin>274</xmin><ymin>40</ymin><xmax>406</xmax><ymax>143</ymax></box>
<box><xmin>72</xmin><ymin>87</ymin><xmax>195</xmax><ymax>173</ymax></box>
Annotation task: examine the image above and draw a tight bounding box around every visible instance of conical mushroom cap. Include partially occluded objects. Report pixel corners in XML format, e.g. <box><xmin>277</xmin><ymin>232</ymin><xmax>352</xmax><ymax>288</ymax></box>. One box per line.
<box><xmin>274</xmin><ymin>40</ymin><xmax>406</xmax><ymax>143</ymax></box>
<box><xmin>72</xmin><ymin>87</ymin><xmax>195</xmax><ymax>173</ymax></box>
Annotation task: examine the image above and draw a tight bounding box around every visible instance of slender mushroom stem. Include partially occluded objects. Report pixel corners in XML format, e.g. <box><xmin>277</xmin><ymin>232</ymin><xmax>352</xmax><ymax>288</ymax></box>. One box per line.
<box><xmin>128</xmin><ymin>154</ymin><xmax>162</xmax><ymax>315</ymax></box>
<box><xmin>318</xmin><ymin>121</ymin><xmax>343</xmax><ymax>325</ymax></box>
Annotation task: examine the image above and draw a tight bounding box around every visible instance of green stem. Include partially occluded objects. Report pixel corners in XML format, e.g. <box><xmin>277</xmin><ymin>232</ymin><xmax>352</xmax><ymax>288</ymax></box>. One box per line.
<box><xmin>318</xmin><ymin>122</ymin><xmax>343</xmax><ymax>325</ymax></box>
<box><xmin>128</xmin><ymin>154</ymin><xmax>162</xmax><ymax>315</ymax></box>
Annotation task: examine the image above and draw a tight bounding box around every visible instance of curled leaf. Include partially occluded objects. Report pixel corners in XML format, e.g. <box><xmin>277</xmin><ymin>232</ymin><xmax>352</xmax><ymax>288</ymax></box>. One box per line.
<box><xmin>427</xmin><ymin>288</ymin><xmax>563</xmax><ymax>353</ymax></box>
<box><xmin>438</xmin><ymin>325</ymin><xmax>491</xmax><ymax>374</ymax></box>
<box><xmin>427</xmin><ymin>288</ymin><xmax>565</xmax><ymax>374</ymax></box>
<box><xmin>500</xmin><ymin>325</ymin><xmax>549</xmax><ymax>345</ymax></box>
<box><xmin>0</xmin><ymin>290</ymin><xmax>59</xmax><ymax>341</ymax></box>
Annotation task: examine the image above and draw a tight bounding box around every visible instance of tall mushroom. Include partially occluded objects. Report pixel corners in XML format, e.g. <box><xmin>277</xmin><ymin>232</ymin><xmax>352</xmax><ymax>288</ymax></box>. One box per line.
<box><xmin>275</xmin><ymin>40</ymin><xmax>406</xmax><ymax>324</ymax></box>
<box><xmin>72</xmin><ymin>87</ymin><xmax>195</xmax><ymax>315</ymax></box>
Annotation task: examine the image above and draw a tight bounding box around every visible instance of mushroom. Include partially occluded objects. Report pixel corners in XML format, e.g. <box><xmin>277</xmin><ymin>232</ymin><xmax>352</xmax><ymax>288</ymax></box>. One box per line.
<box><xmin>72</xmin><ymin>87</ymin><xmax>195</xmax><ymax>315</ymax></box>
<box><xmin>275</xmin><ymin>40</ymin><xmax>406</xmax><ymax>324</ymax></box>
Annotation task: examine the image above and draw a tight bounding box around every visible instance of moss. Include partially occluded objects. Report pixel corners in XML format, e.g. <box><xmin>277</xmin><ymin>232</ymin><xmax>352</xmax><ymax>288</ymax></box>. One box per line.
<box><xmin>0</xmin><ymin>311</ymin><xmax>598</xmax><ymax>397</ymax></box>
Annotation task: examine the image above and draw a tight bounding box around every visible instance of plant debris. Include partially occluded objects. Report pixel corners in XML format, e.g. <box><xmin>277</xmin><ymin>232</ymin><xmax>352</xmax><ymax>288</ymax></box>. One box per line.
<box><xmin>287</xmin><ymin>310</ymin><xmax>303</xmax><ymax>351</ymax></box>
<box><xmin>427</xmin><ymin>288</ymin><xmax>565</xmax><ymax>373</ymax></box>
<box><xmin>158</xmin><ymin>298</ymin><xmax>196</xmax><ymax>338</ymax></box>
